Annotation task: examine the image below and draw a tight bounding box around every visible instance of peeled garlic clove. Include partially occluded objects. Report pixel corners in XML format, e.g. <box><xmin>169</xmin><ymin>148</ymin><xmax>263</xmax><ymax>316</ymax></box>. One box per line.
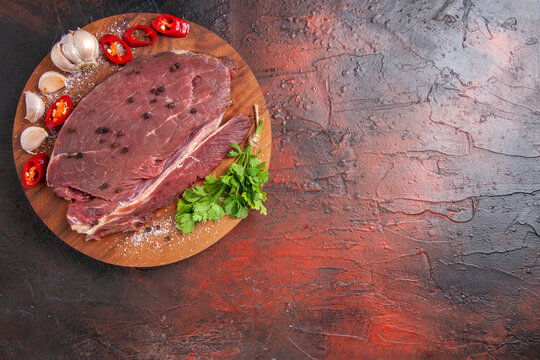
<box><xmin>38</xmin><ymin>71</ymin><xmax>66</xmax><ymax>94</ymax></box>
<box><xmin>73</xmin><ymin>28</ymin><xmax>100</xmax><ymax>62</ymax></box>
<box><xmin>51</xmin><ymin>43</ymin><xmax>76</xmax><ymax>72</ymax></box>
<box><xmin>24</xmin><ymin>92</ymin><xmax>45</xmax><ymax>123</ymax></box>
<box><xmin>21</xmin><ymin>126</ymin><xmax>48</xmax><ymax>154</ymax></box>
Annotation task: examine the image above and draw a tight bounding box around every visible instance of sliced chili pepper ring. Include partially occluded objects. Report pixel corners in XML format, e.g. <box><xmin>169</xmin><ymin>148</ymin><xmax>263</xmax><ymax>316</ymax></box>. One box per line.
<box><xmin>122</xmin><ymin>25</ymin><xmax>157</xmax><ymax>47</ymax></box>
<box><xmin>100</xmin><ymin>34</ymin><xmax>133</xmax><ymax>65</ymax></box>
<box><xmin>22</xmin><ymin>153</ymin><xmax>49</xmax><ymax>188</ymax></box>
<box><xmin>45</xmin><ymin>95</ymin><xmax>72</xmax><ymax>129</ymax></box>
<box><xmin>152</xmin><ymin>14</ymin><xmax>190</xmax><ymax>38</ymax></box>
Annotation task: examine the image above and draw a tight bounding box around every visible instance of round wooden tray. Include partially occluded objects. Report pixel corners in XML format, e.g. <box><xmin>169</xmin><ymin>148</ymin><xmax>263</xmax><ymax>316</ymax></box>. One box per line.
<box><xmin>12</xmin><ymin>13</ymin><xmax>271</xmax><ymax>267</ymax></box>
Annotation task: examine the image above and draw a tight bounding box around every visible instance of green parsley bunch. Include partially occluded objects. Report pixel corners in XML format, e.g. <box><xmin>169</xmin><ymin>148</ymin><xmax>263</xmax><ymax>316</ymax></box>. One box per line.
<box><xmin>175</xmin><ymin>143</ymin><xmax>269</xmax><ymax>234</ymax></box>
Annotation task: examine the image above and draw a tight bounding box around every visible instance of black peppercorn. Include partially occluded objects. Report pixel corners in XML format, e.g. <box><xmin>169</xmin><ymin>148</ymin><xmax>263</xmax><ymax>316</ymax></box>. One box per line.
<box><xmin>170</xmin><ymin>65</ymin><xmax>177</xmax><ymax>71</ymax></box>
<box><xmin>158</xmin><ymin>86</ymin><xmax>165</xmax><ymax>92</ymax></box>
<box><xmin>175</xmin><ymin>62</ymin><xmax>180</xmax><ymax>67</ymax></box>
<box><xmin>168</xmin><ymin>102</ymin><xmax>175</xmax><ymax>108</ymax></box>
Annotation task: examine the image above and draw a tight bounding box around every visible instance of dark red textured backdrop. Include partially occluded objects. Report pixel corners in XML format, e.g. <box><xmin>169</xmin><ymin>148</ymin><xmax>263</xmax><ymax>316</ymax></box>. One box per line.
<box><xmin>1</xmin><ymin>0</ymin><xmax>539</xmax><ymax>359</ymax></box>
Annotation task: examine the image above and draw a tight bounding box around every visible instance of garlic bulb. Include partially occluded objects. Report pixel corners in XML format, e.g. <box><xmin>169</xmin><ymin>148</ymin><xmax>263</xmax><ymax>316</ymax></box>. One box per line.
<box><xmin>20</xmin><ymin>126</ymin><xmax>48</xmax><ymax>154</ymax></box>
<box><xmin>24</xmin><ymin>92</ymin><xmax>45</xmax><ymax>123</ymax></box>
<box><xmin>38</xmin><ymin>71</ymin><xmax>66</xmax><ymax>93</ymax></box>
<box><xmin>51</xmin><ymin>28</ymin><xmax>99</xmax><ymax>72</ymax></box>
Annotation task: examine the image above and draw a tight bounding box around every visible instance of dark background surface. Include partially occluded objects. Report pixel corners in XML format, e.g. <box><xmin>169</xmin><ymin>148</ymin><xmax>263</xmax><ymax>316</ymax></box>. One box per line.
<box><xmin>1</xmin><ymin>0</ymin><xmax>539</xmax><ymax>359</ymax></box>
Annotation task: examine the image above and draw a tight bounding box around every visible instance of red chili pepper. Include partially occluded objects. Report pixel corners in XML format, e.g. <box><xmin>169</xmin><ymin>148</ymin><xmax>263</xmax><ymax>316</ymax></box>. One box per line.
<box><xmin>22</xmin><ymin>153</ymin><xmax>49</xmax><ymax>188</ymax></box>
<box><xmin>152</xmin><ymin>14</ymin><xmax>189</xmax><ymax>38</ymax></box>
<box><xmin>45</xmin><ymin>95</ymin><xmax>72</xmax><ymax>129</ymax></box>
<box><xmin>122</xmin><ymin>25</ymin><xmax>157</xmax><ymax>47</ymax></box>
<box><xmin>100</xmin><ymin>34</ymin><xmax>133</xmax><ymax>64</ymax></box>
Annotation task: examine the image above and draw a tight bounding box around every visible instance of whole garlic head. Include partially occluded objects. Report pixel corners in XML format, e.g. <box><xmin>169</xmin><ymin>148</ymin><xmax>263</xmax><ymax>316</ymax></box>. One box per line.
<box><xmin>20</xmin><ymin>126</ymin><xmax>48</xmax><ymax>154</ymax></box>
<box><xmin>51</xmin><ymin>28</ymin><xmax>99</xmax><ymax>72</ymax></box>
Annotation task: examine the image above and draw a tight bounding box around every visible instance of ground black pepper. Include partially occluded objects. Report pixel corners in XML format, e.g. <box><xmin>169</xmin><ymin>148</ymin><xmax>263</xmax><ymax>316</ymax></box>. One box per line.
<box><xmin>190</xmin><ymin>108</ymin><xmax>197</xmax><ymax>113</ymax></box>
<box><xmin>100</xmin><ymin>183</ymin><xmax>108</xmax><ymax>189</ymax></box>
<box><xmin>144</xmin><ymin>113</ymin><xmax>151</xmax><ymax>119</ymax></box>
<box><xmin>128</xmin><ymin>97</ymin><xmax>134</xmax><ymax>103</ymax></box>
<box><xmin>76</xmin><ymin>152</ymin><xmax>83</xmax><ymax>158</ymax></box>
<box><xmin>122</xmin><ymin>147</ymin><xmax>129</xmax><ymax>153</ymax></box>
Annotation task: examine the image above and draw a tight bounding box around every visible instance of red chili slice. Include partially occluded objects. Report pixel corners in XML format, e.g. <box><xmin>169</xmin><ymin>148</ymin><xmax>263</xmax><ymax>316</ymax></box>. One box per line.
<box><xmin>22</xmin><ymin>153</ymin><xmax>49</xmax><ymax>188</ymax></box>
<box><xmin>100</xmin><ymin>34</ymin><xmax>133</xmax><ymax>64</ymax></box>
<box><xmin>152</xmin><ymin>14</ymin><xmax>189</xmax><ymax>38</ymax></box>
<box><xmin>122</xmin><ymin>25</ymin><xmax>157</xmax><ymax>47</ymax></box>
<box><xmin>45</xmin><ymin>95</ymin><xmax>72</xmax><ymax>129</ymax></box>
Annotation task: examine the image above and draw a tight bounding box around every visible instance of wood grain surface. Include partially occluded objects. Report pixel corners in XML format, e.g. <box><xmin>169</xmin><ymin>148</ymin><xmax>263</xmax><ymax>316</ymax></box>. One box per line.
<box><xmin>11</xmin><ymin>13</ymin><xmax>271</xmax><ymax>267</ymax></box>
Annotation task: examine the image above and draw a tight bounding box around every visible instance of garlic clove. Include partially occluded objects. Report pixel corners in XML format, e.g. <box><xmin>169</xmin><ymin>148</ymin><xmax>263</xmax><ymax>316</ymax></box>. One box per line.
<box><xmin>38</xmin><ymin>71</ymin><xmax>66</xmax><ymax>93</ymax></box>
<box><xmin>51</xmin><ymin>43</ymin><xmax>76</xmax><ymax>72</ymax></box>
<box><xmin>61</xmin><ymin>32</ymin><xmax>83</xmax><ymax>65</ymax></box>
<box><xmin>21</xmin><ymin>126</ymin><xmax>48</xmax><ymax>154</ymax></box>
<box><xmin>73</xmin><ymin>28</ymin><xmax>100</xmax><ymax>62</ymax></box>
<box><xmin>24</xmin><ymin>92</ymin><xmax>45</xmax><ymax>123</ymax></box>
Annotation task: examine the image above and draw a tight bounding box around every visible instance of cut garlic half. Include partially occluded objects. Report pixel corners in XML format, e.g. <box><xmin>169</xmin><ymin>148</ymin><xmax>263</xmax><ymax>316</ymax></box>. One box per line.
<box><xmin>38</xmin><ymin>71</ymin><xmax>66</xmax><ymax>94</ymax></box>
<box><xmin>21</xmin><ymin>126</ymin><xmax>48</xmax><ymax>154</ymax></box>
<box><xmin>24</xmin><ymin>92</ymin><xmax>45</xmax><ymax>123</ymax></box>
